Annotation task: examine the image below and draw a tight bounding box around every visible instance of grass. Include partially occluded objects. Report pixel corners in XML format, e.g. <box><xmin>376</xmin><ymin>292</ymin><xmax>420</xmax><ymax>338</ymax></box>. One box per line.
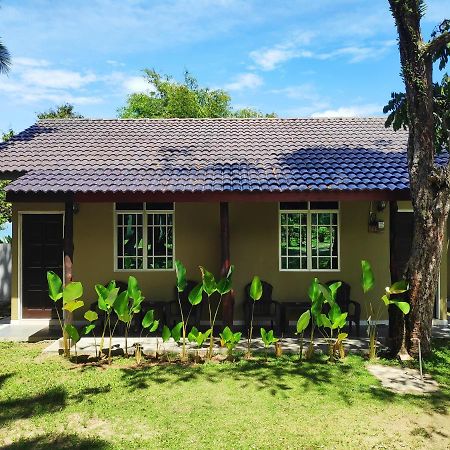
<box><xmin>0</xmin><ymin>340</ymin><xmax>449</xmax><ymax>449</ymax></box>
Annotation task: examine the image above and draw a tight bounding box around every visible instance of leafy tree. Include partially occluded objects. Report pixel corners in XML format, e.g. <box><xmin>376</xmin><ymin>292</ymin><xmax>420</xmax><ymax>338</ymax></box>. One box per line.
<box><xmin>0</xmin><ymin>130</ymin><xmax>13</xmax><ymax>228</ymax></box>
<box><xmin>0</xmin><ymin>38</ymin><xmax>11</xmax><ymax>74</ymax></box>
<box><xmin>385</xmin><ymin>1</ymin><xmax>449</xmax><ymax>356</ymax></box>
<box><xmin>118</xmin><ymin>69</ymin><xmax>275</xmax><ymax>118</ymax></box>
<box><xmin>37</xmin><ymin>103</ymin><xmax>84</xmax><ymax>119</ymax></box>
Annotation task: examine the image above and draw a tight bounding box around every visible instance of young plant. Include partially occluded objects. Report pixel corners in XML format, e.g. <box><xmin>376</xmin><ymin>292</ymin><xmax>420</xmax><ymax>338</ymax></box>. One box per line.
<box><xmin>188</xmin><ymin>326</ymin><xmax>212</xmax><ymax>359</ymax></box>
<box><xmin>219</xmin><ymin>326</ymin><xmax>242</xmax><ymax>360</ymax></box>
<box><xmin>95</xmin><ymin>281</ymin><xmax>126</xmax><ymax>363</ymax></box>
<box><xmin>305</xmin><ymin>278</ymin><xmax>324</xmax><ymax>359</ymax></box>
<box><xmin>47</xmin><ymin>271</ymin><xmax>84</xmax><ymax>358</ymax></box>
<box><xmin>247</xmin><ymin>275</ymin><xmax>263</xmax><ymax>356</ymax></box>
<box><xmin>361</xmin><ymin>260</ymin><xmax>410</xmax><ymax>359</ymax></box>
<box><xmin>200</xmin><ymin>265</ymin><xmax>234</xmax><ymax>359</ymax></box>
<box><xmin>175</xmin><ymin>260</ymin><xmax>203</xmax><ymax>361</ymax></box>
<box><xmin>64</xmin><ymin>324</ymin><xmax>80</xmax><ymax>363</ymax></box>
<box><xmin>316</xmin><ymin>281</ymin><xmax>348</xmax><ymax>361</ymax></box>
<box><xmin>260</xmin><ymin>328</ymin><xmax>279</xmax><ymax>361</ymax></box>
<box><xmin>295</xmin><ymin>310</ymin><xmax>311</xmax><ymax>363</ymax></box>
<box><xmin>82</xmin><ymin>310</ymin><xmax>98</xmax><ymax>359</ymax></box>
<box><xmin>114</xmin><ymin>276</ymin><xmax>145</xmax><ymax>356</ymax></box>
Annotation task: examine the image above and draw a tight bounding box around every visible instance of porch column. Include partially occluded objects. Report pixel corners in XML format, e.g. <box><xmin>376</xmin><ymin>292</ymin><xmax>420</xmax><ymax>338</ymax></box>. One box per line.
<box><xmin>220</xmin><ymin>202</ymin><xmax>234</xmax><ymax>327</ymax></box>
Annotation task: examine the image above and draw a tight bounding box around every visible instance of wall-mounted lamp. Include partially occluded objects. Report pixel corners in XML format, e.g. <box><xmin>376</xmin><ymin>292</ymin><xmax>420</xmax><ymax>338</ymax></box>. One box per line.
<box><xmin>368</xmin><ymin>202</ymin><xmax>385</xmax><ymax>233</ymax></box>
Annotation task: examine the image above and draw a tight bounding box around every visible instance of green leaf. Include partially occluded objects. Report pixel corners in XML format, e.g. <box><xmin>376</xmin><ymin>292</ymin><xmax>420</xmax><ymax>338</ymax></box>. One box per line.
<box><xmin>361</xmin><ymin>260</ymin><xmax>375</xmax><ymax>293</ymax></box>
<box><xmin>318</xmin><ymin>314</ymin><xmax>332</xmax><ymax>329</ymax></box>
<box><xmin>260</xmin><ymin>327</ymin><xmax>267</xmax><ymax>344</ymax></box>
<box><xmin>130</xmin><ymin>296</ymin><xmax>145</xmax><ymax>314</ymax></box>
<box><xmin>329</xmin><ymin>303</ymin><xmax>342</xmax><ymax>323</ymax></box>
<box><xmin>308</xmin><ymin>278</ymin><xmax>321</xmax><ymax>303</ymax></box>
<box><xmin>175</xmin><ymin>260</ymin><xmax>187</xmax><ymax>292</ymax></box>
<box><xmin>332</xmin><ymin>313</ymin><xmax>348</xmax><ymax>330</ymax></box>
<box><xmin>249</xmin><ymin>276</ymin><xmax>263</xmax><ymax>301</ymax></box>
<box><xmin>127</xmin><ymin>275</ymin><xmax>139</xmax><ymax>299</ymax></box>
<box><xmin>200</xmin><ymin>266</ymin><xmax>216</xmax><ymax>296</ymax></box>
<box><xmin>220</xmin><ymin>326</ymin><xmax>233</xmax><ymax>342</ymax></box>
<box><xmin>296</xmin><ymin>310</ymin><xmax>311</xmax><ymax>333</ymax></box>
<box><xmin>233</xmin><ymin>331</ymin><xmax>242</xmax><ymax>343</ymax></box>
<box><xmin>142</xmin><ymin>309</ymin><xmax>155</xmax><ymax>328</ymax></box>
<box><xmin>64</xmin><ymin>324</ymin><xmax>80</xmax><ymax>343</ymax></box>
<box><xmin>387</xmin><ymin>280</ymin><xmax>408</xmax><ymax>295</ymax></box>
<box><xmin>188</xmin><ymin>326</ymin><xmax>199</xmax><ymax>342</ymax></box>
<box><xmin>328</xmin><ymin>281</ymin><xmax>342</xmax><ymax>303</ymax></box>
<box><xmin>188</xmin><ymin>283</ymin><xmax>203</xmax><ymax>305</ymax></box>
<box><xmin>391</xmin><ymin>300</ymin><xmax>411</xmax><ymax>315</ymax></box>
<box><xmin>63</xmin><ymin>300</ymin><xmax>84</xmax><ymax>312</ymax></box>
<box><xmin>95</xmin><ymin>284</ymin><xmax>109</xmax><ymax>311</ymax></box>
<box><xmin>113</xmin><ymin>291</ymin><xmax>129</xmax><ymax>318</ymax></box>
<box><xmin>318</xmin><ymin>284</ymin><xmax>333</xmax><ymax>305</ymax></box>
<box><xmin>226</xmin><ymin>264</ymin><xmax>235</xmax><ymax>279</ymax></box>
<box><xmin>84</xmin><ymin>310</ymin><xmax>98</xmax><ymax>322</ymax></box>
<box><xmin>171</xmin><ymin>322</ymin><xmax>183</xmax><ymax>342</ymax></box>
<box><xmin>162</xmin><ymin>325</ymin><xmax>171</xmax><ymax>342</ymax></box>
<box><xmin>47</xmin><ymin>271</ymin><xmax>63</xmax><ymax>302</ymax></box>
<box><xmin>337</xmin><ymin>332</ymin><xmax>348</xmax><ymax>342</ymax></box>
<box><xmin>82</xmin><ymin>324</ymin><xmax>95</xmax><ymax>335</ymax></box>
<box><xmin>62</xmin><ymin>281</ymin><xmax>83</xmax><ymax>304</ymax></box>
<box><xmin>149</xmin><ymin>320</ymin><xmax>159</xmax><ymax>333</ymax></box>
<box><xmin>381</xmin><ymin>294</ymin><xmax>390</xmax><ymax>306</ymax></box>
<box><xmin>216</xmin><ymin>276</ymin><xmax>232</xmax><ymax>295</ymax></box>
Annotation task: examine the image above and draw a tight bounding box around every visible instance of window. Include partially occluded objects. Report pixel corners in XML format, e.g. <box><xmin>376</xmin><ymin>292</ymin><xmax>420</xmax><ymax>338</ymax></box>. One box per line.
<box><xmin>279</xmin><ymin>202</ymin><xmax>339</xmax><ymax>271</ymax></box>
<box><xmin>115</xmin><ymin>203</ymin><xmax>174</xmax><ymax>270</ymax></box>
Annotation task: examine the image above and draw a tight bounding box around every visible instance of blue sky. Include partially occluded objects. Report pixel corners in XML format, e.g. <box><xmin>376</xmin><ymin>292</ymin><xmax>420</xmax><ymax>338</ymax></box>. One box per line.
<box><xmin>0</xmin><ymin>0</ymin><xmax>448</xmax><ymax>134</ymax></box>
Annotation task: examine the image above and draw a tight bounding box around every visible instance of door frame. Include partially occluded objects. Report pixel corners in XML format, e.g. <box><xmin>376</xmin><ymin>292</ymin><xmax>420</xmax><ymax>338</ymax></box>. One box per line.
<box><xmin>396</xmin><ymin>207</ymin><xmax>441</xmax><ymax>320</ymax></box>
<box><xmin>18</xmin><ymin>211</ymin><xmax>65</xmax><ymax>321</ymax></box>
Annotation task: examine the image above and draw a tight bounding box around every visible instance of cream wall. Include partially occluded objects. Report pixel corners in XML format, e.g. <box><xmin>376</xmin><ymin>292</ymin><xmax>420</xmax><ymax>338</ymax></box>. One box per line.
<box><xmin>11</xmin><ymin>200</ymin><xmax>448</xmax><ymax>322</ymax></box>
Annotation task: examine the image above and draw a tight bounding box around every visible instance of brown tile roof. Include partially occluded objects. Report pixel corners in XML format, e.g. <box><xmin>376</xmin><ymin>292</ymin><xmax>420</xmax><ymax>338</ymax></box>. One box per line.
<box><xmin>0</xmin><ymin>117</ymin><xmax>411</xmax><ymax>194</ymax></box>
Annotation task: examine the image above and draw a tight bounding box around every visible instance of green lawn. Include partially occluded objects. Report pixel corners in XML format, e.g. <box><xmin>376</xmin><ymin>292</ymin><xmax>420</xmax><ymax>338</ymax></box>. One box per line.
<box><xmin>0</xmin><ymin>340</ymin><xmax>449</xmax><ymax>450</ymax></box>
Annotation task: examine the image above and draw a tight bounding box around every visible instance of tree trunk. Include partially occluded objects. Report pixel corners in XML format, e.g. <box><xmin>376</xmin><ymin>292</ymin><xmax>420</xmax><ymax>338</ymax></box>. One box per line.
<box><xmin>389</xmin><ymin>0</ymin><xmax>450</xmax><ymax>356</ymax></box>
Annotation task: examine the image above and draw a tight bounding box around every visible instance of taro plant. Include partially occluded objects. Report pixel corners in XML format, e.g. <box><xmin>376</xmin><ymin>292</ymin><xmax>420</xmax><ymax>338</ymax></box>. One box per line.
<box><xmin>47</xmin><ymin>271</ymin><xmax>84</xmax><ymax>358</ymax></box>
<box><xmin>316</xmin><ymin>281</ymin><xmax>348</xmax><ymax>361</ymax></box>
<box><xmin>219</xmin><ymin>326</ymin><xmax>242</xmax><ymax>360</ymax></box>
<box><xmin>133</xmin><ymin>309</ymin><xmax>159</xmax><ymax>364</ymax></box>
<box><xmin>188</xmin><ymin>326</ymin><xmax>212</xmax><ymax>359</ymax></box>
<box><xmin>64</xmin><ymin>324</ymin><xmax>81</xmax><ymax>363</ymax></box>
<box><xmin>260</xmin><ymin>328</ymin><xmax>278</xmax><ymax>361</ymax></box>
<box><xmin>174</xmin><ymin>260</ymin><xmax>203</xmax><ymax>360</ymax></box>
<box><xmin>246</xmin><ymin>275</ymin><xmax>263</xmax><ymax>356</ymax></box>
<box><xmin>82</xmin><ymin>310</ymin><xmax>98</xmax><ymax>359</ymax></box>
<box><xmin>113</xmin><ymin>276</ymin><xmax>145</xmax><ymax>356</ymax></box>
<box><xmin>295</xmin><ymin>310</ymin><xmax>311</xmax><ymax>363</ymax></box>
<box><xmin>361</xmin><ymin>260</ymin><xmax>410</xmax><ymax>359</ymax></box>
<box><xmin>199</xmin><ymin>265</ymin><xmax>234</xmax><ymax>359</ymax></box>
<box><xmin>305</xmin><ymin>278</ymin><xmax>324</xmax><ymax>359</ymax></box>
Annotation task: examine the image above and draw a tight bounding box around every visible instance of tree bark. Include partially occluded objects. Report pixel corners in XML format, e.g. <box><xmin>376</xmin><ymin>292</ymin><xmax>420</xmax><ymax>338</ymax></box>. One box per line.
<box><xmin>389</xmin><ymin>0</ymin><xmax>450</xmax><ymax>356</ymax></box>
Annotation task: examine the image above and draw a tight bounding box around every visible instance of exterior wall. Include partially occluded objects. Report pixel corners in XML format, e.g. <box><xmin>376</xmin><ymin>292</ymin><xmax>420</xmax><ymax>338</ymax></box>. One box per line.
<box><xmin>0</xmin><ymin>243</ymin><xmax>11</xmax><ymax>305</ymax></box>
<box><xmin>11</xmin><ymin>199</ymin><xmax>448</xmax><ymax>323</ymax></box>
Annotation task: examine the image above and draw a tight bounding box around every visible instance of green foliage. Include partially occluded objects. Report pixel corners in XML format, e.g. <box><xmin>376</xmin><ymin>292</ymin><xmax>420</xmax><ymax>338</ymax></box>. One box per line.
<box><xmin>47</xmin><ymin>271</ymin><xmax>63</xmax><ymax>302</ymax></box>
<box><xmin>260</xmin><ymin>328</ymin><xmax>278</xmax><ymax>348</ymax></box>
<box><xmin>296</xmin><ymin>310</ymin><xmax>311</xmax><ymax>334</ymax></box>
<box><xmin>0</xmin><ymin>38</ymin><xmax>11</xmax><ymax>74</ymax></box>
<box><xmin>188</xmin><ymin>326</ymin><xmax>211</xmax><ymax>348</ymax></box>
<box><xmin>171</xmin><ymin>322</ymin><xmax>183</xmax><ymax>343</ymax></box>
<box><xmin>188</xmin><ymin>283</ymin><xmax>203</xmax><ymax>305</ymax></box>
<box><xmin>142</xmin><ymin>309</ymin><xmax>159</xmax><ymax>332</ymax></box>
<box><xmin>64</xmin><ymin>324</ymin><xmax>80</xmax><ymax>344</ymax></box>
<box><xmin>249</xmin><ymin>276</ymin><xmax>263</xmax><ymax>301</ymax></box>
<box><xmin>200</xmin><ymin>266</ymin><xmax>217</xmax><ymax>296</ymax></box>
<box><xmin>0</xmin><ymin>126</ymin><xmax>13</xmax><ymax>227</ymax></box>
<box><xmin>37</xmin><ymin>103</ymin><xmax>83</xmax><ymax>119</ymax></box>
<box><xmin>361</xmin><ymin>260</ymin><xmax>375</xmax><ymax>294</ymax></box>
<box><xmin>118</xmin><ymin>69</ymin><xmax>274</xmax><ymax>119</ymax></box>
<box><xmin>174</xmin><ymin>260</ymin><xmax>187</xmax><ymax>292</ymax></box>
<box><xmin>219</xmin><ymin>326</ymin><xmax>241</xmax><ymax>356</ymax></box>
<box><xmin>84</xmin><ymin>310</ymin><xmax>98</xmax><ymax>322</ymax></box>
<box><xmin>162</xmin><ymin>325</ymin><xmax>172</xmax><ymax>343</ymax></box>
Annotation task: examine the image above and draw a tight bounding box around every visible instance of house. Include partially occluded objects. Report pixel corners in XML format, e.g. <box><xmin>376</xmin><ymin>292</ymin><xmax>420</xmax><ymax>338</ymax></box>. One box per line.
<box><xmin>0</xmin><ymin>117</ymin><xmax>447</xmax><ymax>327</ymax></box>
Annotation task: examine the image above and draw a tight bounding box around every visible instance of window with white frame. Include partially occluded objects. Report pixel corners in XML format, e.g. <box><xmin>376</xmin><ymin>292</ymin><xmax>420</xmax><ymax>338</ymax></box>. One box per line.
<box><xmin>115</xmin><ymin>202</ymin><xmax>174</xmax><ymax>270</ymax></box>
<box><xmin>279</xmin><ymin>202</ymin><xmax>339</xmax><ymax>271</ymax></box>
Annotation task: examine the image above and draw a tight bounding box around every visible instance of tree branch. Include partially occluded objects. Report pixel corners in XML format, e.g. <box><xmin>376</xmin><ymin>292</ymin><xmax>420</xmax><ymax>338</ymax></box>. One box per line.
<box><xmin>423</xmin><ymin>31</ymin><xmax>450</xmax><ymax>59</ymax></box>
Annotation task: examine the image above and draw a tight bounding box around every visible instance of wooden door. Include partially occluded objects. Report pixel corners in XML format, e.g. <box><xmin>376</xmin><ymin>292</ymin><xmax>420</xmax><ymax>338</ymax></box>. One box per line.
<box><xmin>22</xmin><ymin>214</ymin><xmax>63</xmax><ymax>319</ymax></box>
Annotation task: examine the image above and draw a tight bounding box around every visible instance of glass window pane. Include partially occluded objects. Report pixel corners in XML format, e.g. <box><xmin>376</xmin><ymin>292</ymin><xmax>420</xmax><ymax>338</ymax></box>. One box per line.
<box><xmin>117</xmin><ymin>258</ymin><xmax>123</xmax><ymax>270</ymax></box>
<box><xmin>146</xmin><ymin>202</ymin><xmax>174</xmax><ymax>211</ymax></box>
<box><xmin>310</xmin><ymin>201</ymin><xmax>339</xmax><ymax>210</ymax></box>
<box><xmin>116</xmin><ymin>202</ymin><xmax>144</xmax><ymax>211</ymax></box>
<box><xmin>281</xmin><ymin>257</ymin><xmax>287</xmax><ymax>269</ymax></box>
<box><xmin>301</xmin><ymin>257</ymin><xmax>308</xmax><ymax>269</ymax></box>
<box><xmin>288</xmin><ymin>257</ymin><xmax>300</xmax><ymax>269</ymax></box>
<box><xmin>280</xmin><ymin>202</ymin><xmax>308</xmax><ymax>210</ymax></box>
<box><xmin>319</xmin><ymin>258</ymin><xmax>331</xmax><ymax>270</ymax></box>
<box><xmin>332</xmin><ymin>258</ymin><xmax>338</xmax><ymax>270</ymax></box>
<box><xmin>154</xmin><ymin>257</ymin><xmax>167</xmax><ymax>269</ymax></box>
<box><xmin>281</xmin><ymin>213</ymin><xmax>287</xmax><ymax>226</ymax></box>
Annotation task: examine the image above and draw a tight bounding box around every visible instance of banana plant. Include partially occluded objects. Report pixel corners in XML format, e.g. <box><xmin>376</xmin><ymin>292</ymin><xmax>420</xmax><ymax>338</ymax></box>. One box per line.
<box><xmin>260</xmin><ymin>328</ymin><xmax>278</xmax><ymax>361</ymax></box>
<box><xmin>82</xmin><ymin>310</ymin><xmax>98</xmax><ymax>359</ymax></box>
<box><xmin>219</xmin><ymin>326</ymin><xmax>242</xmax><ymax>359</ymax></box>
<box><xmin>316</xmin><ymin>281</ymin><xmax>348</xmax><ymax>361</ymax></box>
<box><xmin>200</xmin><ymin>265</ymin><xmax>234</xmax><ymax>359</ymax></box>
<box><xmin>361</xmin><ymin>260</ymin><xmax>410</xmax><ymax>359</ymax></box>
<box><xmin>247</xmin><ymin>275</ymin><xmax>263</xmax><ymax>356</ymax></box>
<box><xmin>296</xmin><ymin>310</ymin><xmax>311</xmax><ymax>363</ymax></box>
<box><xmin>114</xmin><ymin>276</ymin><xmax>146</xmax><ymax>356</ymax></box>
<box><xmin>47</xmin><ymin>271</ymin><xmax>84</xmax><ymax>358</ymax></box>
<box><xmin>95</xmin><ymin>280</ymin><xmax>125</xmax><ymax>362</ymax></box>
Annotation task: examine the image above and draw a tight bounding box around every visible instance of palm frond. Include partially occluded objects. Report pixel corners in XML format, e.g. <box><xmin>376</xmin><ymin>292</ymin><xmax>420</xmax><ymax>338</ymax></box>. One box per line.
<box><xmin>0</xmin><ymin>39</ymin><xmax>11</xmax><ymax>74</ymax></box>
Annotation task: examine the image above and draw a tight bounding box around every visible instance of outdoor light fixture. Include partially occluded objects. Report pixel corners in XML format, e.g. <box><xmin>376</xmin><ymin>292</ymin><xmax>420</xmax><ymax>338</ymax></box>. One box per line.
<box><xmin>368</xmin><ymin>202</ymin><xmax>385</xmax><ymax>233</ymax></box>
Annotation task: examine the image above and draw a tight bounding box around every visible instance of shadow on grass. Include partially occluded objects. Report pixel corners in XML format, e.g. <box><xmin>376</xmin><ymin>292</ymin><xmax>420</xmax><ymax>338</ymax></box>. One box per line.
<box><xmin>1</xmin><ymin>434</ymin><xmax>110</xmax><ymax>450</ymax></box>
<box><xmin>119</xmin><ymin>351</ymin><xmax>450</xmax><ymax>414</ymax></box>
<box><xmin>0</xmin><ymin>372</ymin><xmax>14</xmax><ymax>388</ymax></box>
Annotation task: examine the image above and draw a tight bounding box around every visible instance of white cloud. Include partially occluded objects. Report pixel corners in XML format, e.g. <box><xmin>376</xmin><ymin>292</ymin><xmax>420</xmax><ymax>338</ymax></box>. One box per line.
<box><xmin>311</xmin><ymin>104</ymin><xmax>382</xmax><ymax>118</ymax></box>
<box><xmin>13</xmin><ymin>57</ymin><xmax>50</xmax><ymax>67</ymax></box>
<box><xmin>21</xmin><ymin>69</ymin><xmax>97</xmax><ymax>89</ymax></box>
<box><xmin>224</xmin><ymin>73</ymin><xmax>263</xmax><ymax>91</ymax></box>
<box><xmin>123</xmin><ymin>76</ymin><xmax>153</xmax><ymax>93</ymax></box>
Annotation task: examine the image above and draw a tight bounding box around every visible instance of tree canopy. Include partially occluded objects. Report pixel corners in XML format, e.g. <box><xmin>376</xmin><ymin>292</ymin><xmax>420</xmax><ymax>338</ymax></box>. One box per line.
<box><xmin>37</xmin><ymin>103</ymin><xmax>84</xmax><ymax>119</ymax></box>
<box><xmin>118</xmin><ymin>70</ymin><xmax>275</xmax><ymax>119</ymax></box>
<box><xmin>0</xmin><ymin>131</ymin><xmax>13</xmax><ymax>228</ymax></box>
<box><xmin>0</xmin><ymin>38</ymin><xmax>10</xmax><ymax>74</ymax></box>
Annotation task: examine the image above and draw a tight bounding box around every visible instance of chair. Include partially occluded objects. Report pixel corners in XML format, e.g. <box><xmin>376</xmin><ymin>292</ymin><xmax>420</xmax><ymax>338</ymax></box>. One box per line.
<box><xmin>326</xmin><ymin>280</ymin><xmax>361</xmax><ymax>336</ymax></box>
<box><xmin>244</xmin><ymin>280</ymin><xmax>282</xmax><ymax>334</ymax></box>
<box><xmin>165</xmin><ymin>280</ymin><xmax>202</xmax><ymax>329</ymax></box>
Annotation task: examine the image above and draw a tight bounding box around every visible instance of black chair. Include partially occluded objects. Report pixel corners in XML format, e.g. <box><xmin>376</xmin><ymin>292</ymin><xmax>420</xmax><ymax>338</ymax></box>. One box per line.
<box><xmin>244</xmin><ymin>280</ymin><xmax>282</xmax><ymax>334</ymax></box>
<box><xmin>326</xmin><ymin>280</ymin><xmax>361</xmax><ymax>336</ymax></box>
<box><xmin>166</xmin><ymin>280</ymin><xmax>202</xmax><ymax>329</ymax></box>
